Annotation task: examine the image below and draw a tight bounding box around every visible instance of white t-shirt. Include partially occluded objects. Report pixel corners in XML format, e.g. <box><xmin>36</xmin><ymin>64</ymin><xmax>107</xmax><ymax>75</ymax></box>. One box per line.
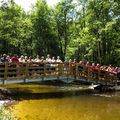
<box><xmin>46</xmin><ymin>58</ymin><xmax>52</xmax><ymax>63</ymax></box>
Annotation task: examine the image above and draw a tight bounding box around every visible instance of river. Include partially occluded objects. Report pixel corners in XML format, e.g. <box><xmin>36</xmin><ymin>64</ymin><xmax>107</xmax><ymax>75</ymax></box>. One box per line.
<box><xmin>1</xmin><ymin>82</ymin><xmax>120</xmax><ymax>120</ymax></box>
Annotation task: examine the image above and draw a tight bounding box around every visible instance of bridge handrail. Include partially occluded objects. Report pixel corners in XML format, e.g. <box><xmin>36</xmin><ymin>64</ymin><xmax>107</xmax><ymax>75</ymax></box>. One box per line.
<box><xmin>0</xmin><ymin>62</ymin><xmax>118</xmax><ymax>84</ymax></box>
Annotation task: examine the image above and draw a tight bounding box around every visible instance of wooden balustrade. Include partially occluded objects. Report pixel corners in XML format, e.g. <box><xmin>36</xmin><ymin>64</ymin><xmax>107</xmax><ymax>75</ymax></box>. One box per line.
<box><xmin>0</xmin><ymin>62</ymin><xmax>118</xmax><ymax>84</ymax></box>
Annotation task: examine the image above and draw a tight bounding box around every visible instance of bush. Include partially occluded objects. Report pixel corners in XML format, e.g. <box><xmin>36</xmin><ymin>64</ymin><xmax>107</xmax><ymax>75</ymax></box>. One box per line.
<box><xmin>0</xmin><ymin>106</ymin><xmax>17</xmax><ymax>120</ymax></box>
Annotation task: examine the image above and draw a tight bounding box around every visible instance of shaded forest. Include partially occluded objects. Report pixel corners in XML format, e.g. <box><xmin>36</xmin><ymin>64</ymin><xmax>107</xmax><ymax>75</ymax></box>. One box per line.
<box><xmin>0</xmin><ymin>0</ymin><xmax>119</xmax><ymax>66</ymax></box>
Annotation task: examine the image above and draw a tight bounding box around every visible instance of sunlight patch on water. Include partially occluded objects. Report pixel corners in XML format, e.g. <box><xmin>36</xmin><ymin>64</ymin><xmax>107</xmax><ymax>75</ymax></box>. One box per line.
<box><xmin>59</xmin><ymin>86</ymin><xmax>83</xmax><ymax>91</ymax></box>
<box><xmin>94</xmin><ymin>94</ymin><xmax>112</xmax><ymax>98</ymax></box>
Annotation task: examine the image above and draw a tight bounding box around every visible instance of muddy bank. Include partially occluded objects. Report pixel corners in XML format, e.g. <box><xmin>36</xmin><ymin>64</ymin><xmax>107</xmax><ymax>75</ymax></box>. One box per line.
<box><xmin>0</xmin><ymin>88</ymin><xmax>13</xmax><ymax>100</ymax></box>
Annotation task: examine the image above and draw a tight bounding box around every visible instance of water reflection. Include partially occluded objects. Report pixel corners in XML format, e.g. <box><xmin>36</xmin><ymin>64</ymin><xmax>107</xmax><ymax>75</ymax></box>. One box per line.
<box><xmin>1</xmin><ymin>83</ymin><xmax>120</xmax><ymax>100</ymax></box>
<box><xmin>4</xmin><ymin>84</ymin><xmax>96</xmax><ymax>100</ymax></box>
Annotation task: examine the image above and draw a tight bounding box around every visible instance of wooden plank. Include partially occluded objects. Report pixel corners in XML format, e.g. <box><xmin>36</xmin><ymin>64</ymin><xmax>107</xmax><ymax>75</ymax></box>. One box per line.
<box><xmin>7</xmin><ymin>72</ymin><xmax>18</xmax><ymax>75</ymax></box>
<box><xmin>4</xmin><ymin>63</ymin><xmax>8</xmax><ymax>80</ymax></box>
<box><xmin>7</xmin><ymin>68</ymin><xmax>17</xmax><ymax>70</ymax></box>
<box><xmin>28</xmin><ymin>66</ymin><xmax>44</xmax><ymax>70</ymax></box>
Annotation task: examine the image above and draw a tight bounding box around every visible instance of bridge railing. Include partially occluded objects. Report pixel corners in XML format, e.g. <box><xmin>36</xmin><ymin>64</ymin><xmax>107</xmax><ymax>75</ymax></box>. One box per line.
<box><xmin>0</xmin><ymin>62</ymin><xmax>118</xmax><ymax>84</ymax></box>
<box><xmin>76</xmin><ymin>64</ymin><xmax>118</xmax><ymax>83</ymax></box>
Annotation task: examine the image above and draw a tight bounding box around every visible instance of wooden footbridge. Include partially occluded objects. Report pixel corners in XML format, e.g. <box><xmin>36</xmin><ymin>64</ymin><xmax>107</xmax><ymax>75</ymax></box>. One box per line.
<box><xmin>0</xmin><ymin>62</ymin><xmax>118</xmax><ymax>85</ymax></box>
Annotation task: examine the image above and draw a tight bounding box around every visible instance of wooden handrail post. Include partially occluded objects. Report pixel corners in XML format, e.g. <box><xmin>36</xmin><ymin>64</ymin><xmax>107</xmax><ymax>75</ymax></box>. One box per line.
<box><xmin>76</xmin><ymin>64</ymin><xmax>78</xmax><ymax>78</ymax></box>
<box><xmin>25</xmin><ymin>63</ymin><xmax>29</xmax><ymax>80</ymax></box>
<box><xmin>98</xmin><ymin>70</ymin><xmax>100</xmax><ymax>81</ymax></box>
<box><xmin>44</xmin><ymin>63</ymin><xmax>46</xmax><ymax>77</ymax></box>
<box><xmin>69</xmin><ymin>63</ymin><xmax>72</xmax><ymax>77</ymax></box>
<box><xmin>58</xmin><ymin>64</ymin><xmax>62</xmax><ymax>76</ymax></box>
<box><xmin>4</xmin><ymin>63</ymin><xmax>8</xmax><ymax>80</ymax></box>
<box><xmin>61</xmin><ymin>63</ymin><xmax>64</xmax><ymax>76</ymax></box>
<box><xmin>83</xmin><ymin>65</ymin><xmax>86</xmax><ymax>78</ymax></box>
<box><xmin>3</xmin><ymin>62</ymin><xmax>8</xmax><ymax>84</ymax></box>
<box><xmin>87</xmin><ymin>67</ymin><xmax>90</xmax><ymax>80</ymax></box>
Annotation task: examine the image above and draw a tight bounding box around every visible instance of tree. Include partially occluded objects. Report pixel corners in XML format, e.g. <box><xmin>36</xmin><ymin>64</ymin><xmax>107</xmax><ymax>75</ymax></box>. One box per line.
<box><xmin>86</xmin><ymin>0</ymin><xmax>120</xmax><ymax>65</ymax></box>
<box><xmin>31</xmin><ymin>0</ymin><xmax>60</xmax><ymax>57</ymax></box>
<box><xmin>0</xmin><ymin>0</ymin><xmax>119</xmax><ymax>66</ymax></box>
<box><xmin>0</xmin><ymin>0</ymin><xmax>30</xmax><ymax>55</ymax></box>
<box><xmin>54</xmin><ymin>0</ymin><xmax>76</xmax><ymax>60</ymax></box>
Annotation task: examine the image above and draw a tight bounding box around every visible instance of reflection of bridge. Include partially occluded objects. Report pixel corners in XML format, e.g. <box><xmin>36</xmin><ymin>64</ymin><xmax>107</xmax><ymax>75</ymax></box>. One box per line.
<box><xmin>0</xmin><ymin>62</ymin><xmax>118</xmax><ymax>85</ymax></box>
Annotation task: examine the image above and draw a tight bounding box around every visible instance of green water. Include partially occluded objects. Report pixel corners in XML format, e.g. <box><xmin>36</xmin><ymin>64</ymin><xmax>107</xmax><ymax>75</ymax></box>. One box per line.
<box><xmin>2</xmin><ymin>83</ymin><xmax>120</xmax><ymax>120</ymax></box>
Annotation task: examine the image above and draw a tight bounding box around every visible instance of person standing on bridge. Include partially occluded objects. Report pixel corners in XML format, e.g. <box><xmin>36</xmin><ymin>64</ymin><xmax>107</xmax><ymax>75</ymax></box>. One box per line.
<box><xmin>19</xmin><ymin>55</ymin><xmax>25</xmax><ymax>63</ymax></box>
<box><xmin>40</xmin><ymin>56</ymin><xmax>45</xmax><ymax>63</ymax></box>
<box><xmin>0</xmin><ymin>54</ymin><xmax>8</xmax><ymax>63</ymax></box>
<box><xmin>34</xmin><ymin>55</ymin><xmax>41</xmax><ymax>62</ymax></box>
<box><xmin>46</xmin><ymin>54</ymin><xmax>52</xmax><ymax>63</ymax></box>
<box><xmin>56</xmin><ymin>56</ymin><xmax>62</xmax><ymax>63</ymax></box>
<box><xmin>11</xmin><ymin>55</ymin><xmax>19</xmax><ymax>63</ymax></box>
<box><xmin>46</xmin><ymin>54</ymin><xmax>52</xmax><ymax>73</ymax></box>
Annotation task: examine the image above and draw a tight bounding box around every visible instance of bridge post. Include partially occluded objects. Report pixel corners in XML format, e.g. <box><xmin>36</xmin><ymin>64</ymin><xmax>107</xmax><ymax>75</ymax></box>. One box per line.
<box><xmin>44</xmin><ymin>63</ymin><xmax>46</xmax><ymax>79</ymax></box>
<box><xmin>75</xmin><ymin>64</ymin><xmax>79</xmax><ymax>80</ymax></box>
<box><xmin>66</xmin><ymin>64</ymin><xmax>69</xmax><ymax>82</ymax></box>
<box><xmin>41</xmin><ymin>63</ymin><xmax>46</xmax><ymax>81</ymax></box>
<box><xmin>58</xmin><ymin>64</ymin><xmax>62</xmax><ymax>80</ymax></box>
<box><xmin>87</xmin><ymin>67</ymin><xmax>90</xmax><ymax>81</ymax></box>
<box><xmin>24</xmin><ymin>63</ymin><xmax>29</xmax><ymax>83</ymax></box>
<box><xmin>3</xmin><ymin>63</ymin><xmax>8</xmax><ymax>84</ymax></box>
<box><xmin>69</xmin><ymin>63</ymin><xmax>72</xmax><ymax>79</ymax></box>
<box><xmin>83</xmin><ymin>65</ymin><xmax>87</xmax><ymax>79</ymax></box>
<box><xmin>98</xmin><ymin>70</ymin><xmax>100</xmax><ymax>82</ymax></box>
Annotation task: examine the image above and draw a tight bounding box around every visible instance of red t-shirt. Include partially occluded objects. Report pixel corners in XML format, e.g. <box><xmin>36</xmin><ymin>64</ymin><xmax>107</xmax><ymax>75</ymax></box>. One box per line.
<box><xmin>11</xmin><ymin>57</ymin><xmax>19</xmax><ymax>63</ymax></box>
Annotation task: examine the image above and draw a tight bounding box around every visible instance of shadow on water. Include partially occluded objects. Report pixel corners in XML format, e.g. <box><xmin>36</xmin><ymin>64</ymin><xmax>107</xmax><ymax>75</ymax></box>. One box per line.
<box><xmin>6</xmin><ymin>88</ymin><xmax>96</xmax><ymax>101</ymax></box>
<box><xmin>1</xmin><ymin>80</ymin><xmax>118</xmax><ymax>101</ymax></box>
<box><xmin>2</xmin><ymin>81</ymin><xmax>94</xmax><ymax>100</ymax></box>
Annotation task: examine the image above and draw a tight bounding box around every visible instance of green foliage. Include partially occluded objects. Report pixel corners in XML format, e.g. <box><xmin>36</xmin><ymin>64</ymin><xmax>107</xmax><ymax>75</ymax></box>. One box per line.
<box><xmin>0</xmin><ymin>106</ymin><xmax>17</xmax><ymax>120</ymax></box>
<box><xmin>31</xmin><ymin>0</ymin><xmax>60</xmax><ymax>56</ymax></box>
<box><xmin>54</xmin><ymin>0</ymin><xmax>76</xmax><ymax>59</ymax></box>
<box><xmin>66</xmin><ymin>0</ymin><xmax>120</xmax><ymax>65</ymax></box>
<box><xmin>0</xmin><ymin>0</ymin><xmax>30</xmax><ymax>55</ymax></box>
<box><xmin>0</xmin><ymin>0</ymin><xmax>119</xmax><ymax>65</ymax></box>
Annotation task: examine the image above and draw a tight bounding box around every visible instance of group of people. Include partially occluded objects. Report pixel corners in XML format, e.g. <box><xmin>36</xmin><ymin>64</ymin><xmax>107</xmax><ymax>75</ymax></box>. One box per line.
<box><xmin>0</xmin><ymin>54</ymin><xmax>120</xmax><ymax>80</ymax></box>
<box><xmin>77</xmin><ymin>60</ymin><xmax>120</xmax><ymax>80</ymax></box>
<box><xmin>0</xmin><ymin>54</ymin><xmax>62</xmax><ymax>64</ymax></box>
